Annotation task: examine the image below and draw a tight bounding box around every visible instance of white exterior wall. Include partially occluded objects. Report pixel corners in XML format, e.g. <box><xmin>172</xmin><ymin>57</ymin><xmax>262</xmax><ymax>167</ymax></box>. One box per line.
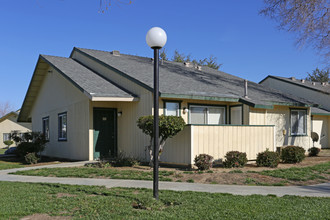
<box><xmin>312</xmin><ymin>115</ymin><xmax>329</xmax><ymax>149</ymax></box>
<box><xmin>0</xmin><ymin>115</ymin><xmax>31</xmax><ymax>148</ymax></box>
<box><xmin>30</xmin><ymin>67</ymin><xmax>90</xmax><ymax>160</ymax></box>
<box><xmin>249</xmin><ymin>106</ymin><xmax>312</xmax><ymax>151</ymax></box>
<box><xmin>72</xmin><ymin>51</ymin><xmax>153</xmax><ymax>161</ymax></box>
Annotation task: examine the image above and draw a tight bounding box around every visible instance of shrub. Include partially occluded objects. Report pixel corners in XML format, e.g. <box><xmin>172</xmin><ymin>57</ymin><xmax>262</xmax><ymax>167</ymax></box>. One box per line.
<box><xmin>24</xmin><ymin>152</ymin><xmax>38</xmax><ymax>164</ymax></box>
<box><xmin>3</xmin><ymin>140</ymin><xmax>14</xmax><ymax>148</ymax></box>
<box><xmin>111</xmin><ymin>153</ymin><xmax>140</xmax><ymax>167</ymax></box>
<box><xmin>281</xmin><ymin>146</ymin><xmax>306</xmax><ymax>163</ymax></box>
<box><xmin>256</xmin><ymin>150</ymin><xmax>280</xmax><ymax>168</ymax></box>
<box><xmin>194</xmin><ymin>154</ymin><xmax>213</xmax><ymax>170</ymax></box>
<box><xmin>15</xmin><ymin>132</ymin><xmax>46</xmax><ymax>157</ymax></box>
<box><xmin>308</xmin><ymin>147</ymin><xmax>320</xmax><ymax>157</ymax></box>
<box><xmin>223</xmin><ymin>151</ymin><xmax>248</xmax><ymax>168</ymax></box>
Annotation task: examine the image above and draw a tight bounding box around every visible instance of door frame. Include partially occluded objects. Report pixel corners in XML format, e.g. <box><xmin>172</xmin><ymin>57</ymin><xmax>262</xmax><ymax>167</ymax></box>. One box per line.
<box><xmin>93</xmin><ymin>107</ymin><xmax>118</xmax><ymax>159</ymax></box>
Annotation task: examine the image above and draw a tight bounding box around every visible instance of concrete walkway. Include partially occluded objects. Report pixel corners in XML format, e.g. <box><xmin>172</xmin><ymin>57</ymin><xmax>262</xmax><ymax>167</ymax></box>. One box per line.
<box><xmin>0</xmin><ymin>161</ymin><xmax>329</xmax><ymax>197</ymax></box>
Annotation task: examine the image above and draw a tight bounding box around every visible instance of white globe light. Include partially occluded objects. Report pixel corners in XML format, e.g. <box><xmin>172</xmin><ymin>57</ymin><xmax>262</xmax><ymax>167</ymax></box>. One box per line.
<box><xmin>146</xmin><ymin>27</ymin><xmax>167</xmax><ymax>49</ymax></box>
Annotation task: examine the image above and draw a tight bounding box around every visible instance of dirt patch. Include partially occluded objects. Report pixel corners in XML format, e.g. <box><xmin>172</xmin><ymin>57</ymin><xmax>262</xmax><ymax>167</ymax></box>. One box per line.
<box><xmin>21</xmin><ymin>214</ymin><xmax>71</xmax><ymax>220</ymax></box>
<box><xmin>99</xmin><ymin>155</ymin><xmax>330</xmax><ymax>186</ymax></box>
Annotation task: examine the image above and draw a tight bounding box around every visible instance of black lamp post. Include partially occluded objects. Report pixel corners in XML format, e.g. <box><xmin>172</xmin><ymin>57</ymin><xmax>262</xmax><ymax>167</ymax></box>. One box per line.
<box><xmin>146</xmin><ymin>27</ymin><xmax>167</xmax><ymax>200</ymax></box>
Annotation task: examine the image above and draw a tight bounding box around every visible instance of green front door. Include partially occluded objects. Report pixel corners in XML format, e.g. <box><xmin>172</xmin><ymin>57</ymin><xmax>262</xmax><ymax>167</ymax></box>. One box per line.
<box><xmin>93</xmin><ymin>108</ymin><xmax>117</xmax><ymax>160</ymax></box>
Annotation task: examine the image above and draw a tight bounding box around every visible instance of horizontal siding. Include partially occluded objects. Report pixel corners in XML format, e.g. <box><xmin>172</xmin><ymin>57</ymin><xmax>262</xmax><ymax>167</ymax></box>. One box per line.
<box><xmin>192</xmin><ymin>125</ymin><xmax>274</xmax><ymax>161</ymax></box>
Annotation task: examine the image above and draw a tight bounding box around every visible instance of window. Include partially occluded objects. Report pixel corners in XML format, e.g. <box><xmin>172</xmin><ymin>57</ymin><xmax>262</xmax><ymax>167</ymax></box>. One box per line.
<box><xmin>290</xmin><ymin>109</ymin><xmax>307</xmax><ymax>135</ymax></box>
<box><xmin>230</xmin><ymin>105</ymin><xmax>243</xmax><ymax>125</ymax></box>
<box><xmin>164</xmin><ymin>101</ymin><xmax>180</xmax><ymax>116</ymax></box>
<box><xmin>189</xmin><ymin>105</ymin><xmax>226</xmax><ymax>124</ymax></box>
<box><xmin>3</xmin><ymin>133</ymin><xmax>10</xmax><ymax>142</ymax></box>
<box><xmin>58</xmin><ymin>112</ymin><xmax>67</xmax><ymax>141</ymax></box>
<box><xmin>42</xmin><ymin>117</ymin><xmax>50</xmax><ymax>141</ymax></box>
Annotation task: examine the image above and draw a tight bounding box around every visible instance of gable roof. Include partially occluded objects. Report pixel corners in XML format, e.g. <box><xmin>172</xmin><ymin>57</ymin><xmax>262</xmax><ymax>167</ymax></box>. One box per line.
<box><xmin>18</xmin><ymin>55</ymin><xmax>138</xmax><ymax>122</ymax></box>
<box><xmin>73</xmin><ymin>48</ymin><xmax>316</xmax><ymax>108</ymax></box>
<box><xmin>259</xmin><ymin>75</ymin><xmax>330</xmax><ymax>95</ymax></box>
<box><xmin>0</xmin><ymin>111</ymin><xmax>19</xmax><ymax>123</ymax></box>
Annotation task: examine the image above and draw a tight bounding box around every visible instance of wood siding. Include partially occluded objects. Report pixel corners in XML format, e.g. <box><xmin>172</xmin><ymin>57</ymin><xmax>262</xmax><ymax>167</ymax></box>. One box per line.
<box><xmin>191</xmin><ymin>125</ymin><xmax>274</xmax><ymax>162</ymax></box>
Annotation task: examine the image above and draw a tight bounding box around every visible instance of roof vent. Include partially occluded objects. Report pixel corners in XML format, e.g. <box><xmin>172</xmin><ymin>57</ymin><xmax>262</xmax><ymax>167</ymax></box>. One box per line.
<box><xmin>111</xmin><ymin>50</ymin><xmax>120</xmax><ymax>56</ymax></box>
<box><xmin>197</xmin><ymin>65</ymin><xmax>202</xmax><ymax>71</ymax></box>
<box><xmin>290</xmin><ymin>77</ymin><xmax>296</xmax><ymax>81</ymax></box>
<box><xmin>322</xmin><ymin>82</ymin><xmax>326</xmax><ymax>86</ymax></box>
<box><xmin>244</xmin><ymin>79</ymin><xmax>249</xmax><ymax>99</ymax></box>
<box><xmin>312</xmin><ymin>82</ymin><xmax>316</xmax><ymax>85</ymax></box>
<box><xmin>184</xmin><ymin>62</ymin><xmax>191</xmax><ymax>67</ymax></box>
<box><xmin>301</xmin><ymin>79</ymin><xmax>305</xmax><ymax>83</ymax></box>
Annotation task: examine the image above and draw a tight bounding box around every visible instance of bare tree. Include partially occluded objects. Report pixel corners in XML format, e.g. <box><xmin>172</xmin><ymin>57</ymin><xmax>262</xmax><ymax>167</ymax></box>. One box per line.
<box><xmin>0</xmin><ymin>101</ymin><xmax>14</xmax><ymax>117</ymax></box>
<box><xmin>99</xmin><ymin>0</ymin><xmax>133</xmax><ymax>13</ymax></box>
<box><xmin>260</xmin><ymin>0</ymin><xmax>330</xmax><ymax>62</ymax></box>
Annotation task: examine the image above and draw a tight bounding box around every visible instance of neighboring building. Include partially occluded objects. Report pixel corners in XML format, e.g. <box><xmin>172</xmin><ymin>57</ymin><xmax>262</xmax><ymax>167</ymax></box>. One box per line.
<box><xmin>0</xmin><ymin>110</ymin><xmax>31</xmax><ymax>148</ymax></box>
<box><xmin>260</xmin><ymin>76</ymin><xmax>330</xmax><ymax>149</ymax></box>
<box><xmin>18</xmin><ymin>48</ymin><xmax>316</xmax><ymax>165</ymax></box>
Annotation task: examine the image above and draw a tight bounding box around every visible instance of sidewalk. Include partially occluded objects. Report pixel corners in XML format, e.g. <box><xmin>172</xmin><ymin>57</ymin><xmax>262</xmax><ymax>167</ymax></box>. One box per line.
<box><xmin>0</xmin><ymin>161</ymin><xmax>329</xmax><ymax>197</ymax></box>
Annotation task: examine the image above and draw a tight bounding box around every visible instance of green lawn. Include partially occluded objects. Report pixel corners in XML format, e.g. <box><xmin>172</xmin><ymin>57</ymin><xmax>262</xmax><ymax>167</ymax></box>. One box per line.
<box><xmin>12</xmin><ymin>162</ymin><xmax>330</xmax><ymax>185</ymax></box>
<box><xmin>259</xmin><ymin>162</ymin><xmax>330</xmax><ymax>181</ymax></box>
<box><xmin>0</xmin><ymin>148</ymin><xmax>6</xmax><ymax>154</ymax></box>
<box><xmin>0</xmin><ymin>181</ymin><xmax>329</xmax><ymax>219</ymax></box>
<box><xmin>13</xmin><ymin>167</ymin><xmax>175</xmax><ymax>181</ymax></box>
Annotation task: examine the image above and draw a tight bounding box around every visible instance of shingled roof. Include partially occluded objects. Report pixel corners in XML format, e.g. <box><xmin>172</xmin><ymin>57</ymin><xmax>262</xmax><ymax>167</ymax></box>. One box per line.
<box><xmin>260</xmin><ymin>75</ymin><xmax>330</xmax><ymax>95</ymax></box>
<box><xmin>73</xmin><ymin>48</ymin><xmax>316</xmax><ymax>108</ymax></box>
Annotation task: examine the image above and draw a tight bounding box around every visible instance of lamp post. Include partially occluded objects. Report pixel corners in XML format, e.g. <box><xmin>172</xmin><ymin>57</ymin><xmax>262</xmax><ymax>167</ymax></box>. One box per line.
<box><xmin>146</xmin><ymin>27</ymin><xmax>167</xmax><ymax>200</ymax></box>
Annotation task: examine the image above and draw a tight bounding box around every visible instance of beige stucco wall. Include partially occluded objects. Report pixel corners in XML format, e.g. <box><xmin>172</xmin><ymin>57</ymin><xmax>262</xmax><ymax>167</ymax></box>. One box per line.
<box><xmin>30</xmin><ymin>67</ymin><xmax>90</xmax><ymax>160</ymax></box>
<box><xmin>191</xmin><ymin>125</ymin><xmax>274</xmax><ymax>161</ymax></box>
<box><xmin>0</xmin><ymin>114</ymin><xmax>31</xmax><ymax>148</ymax></box>
<box><xmin>249</xmin><ymin>106</ymin><xmax>312</xmax><ymax>151</ymax></box>
<box><xmin>312</xmin><ymin>115</ymin><xmax>329</xmax><ymax>149</ymax></box>
<box><xmin>261</xmin><ymin>78</ymin><xmax>330</xmax><ymax>110</ymax></box>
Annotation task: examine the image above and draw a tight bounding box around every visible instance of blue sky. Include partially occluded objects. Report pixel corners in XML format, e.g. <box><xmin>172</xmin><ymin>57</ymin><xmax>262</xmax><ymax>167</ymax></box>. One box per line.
<box><xmin>0</xmin><ymin>0</ymin><xmax>326</xmax><ymax>110</ymax></box>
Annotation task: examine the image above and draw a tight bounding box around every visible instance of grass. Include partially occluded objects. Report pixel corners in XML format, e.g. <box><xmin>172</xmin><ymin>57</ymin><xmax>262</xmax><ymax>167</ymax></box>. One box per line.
<box><xmin>0</xmin><ymin>157</ymin><xmax>24</xmax><ymax>170</ymax></box>
<box><xmin>0</xmin><ymin>181</ymin><xmax>329</xmax><ymax>219</ymax></box>
<box><xmin>12</xmin><ymin>167</ymin><xmax>176</xmax><ymax>181</ymax></box>
<box><xmin>0</xmin><ymin>148</ymin><xmax>6</xmax><ymax>154</ymax></box>
<box><xmin>259</xmin><ymin>162</ymin><xmax>330</xmax><ymax>181</ymax></box>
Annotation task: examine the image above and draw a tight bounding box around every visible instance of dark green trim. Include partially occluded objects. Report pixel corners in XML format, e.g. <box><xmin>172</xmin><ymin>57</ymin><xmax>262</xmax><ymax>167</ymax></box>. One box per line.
<box><xmin>72</xmin><ymin>48</ymin><xmax>154</xmax><ymax>93</ymax></box>
<box><xmin>229</xmin><ymin>105</ymin><xmax>243</xmax><ymax>125</ymax></box>
<box><xmin>311</xmin><ymin>113</ymin><xmax>330</xmax><ymax>116</ymax></box>
<box><xmin>259</xmin><ymin>75</ymin><xmax>330</xmax><ymax>95</ymax></box>
<box><xmin>188</xmin><ymin>103</ymin><xmax>227</xmax><ymax>125</ymax></box>
<box><xmin>161</xmin><ymin>93</ymin><xmax>239</xmax><ymax>102</ymax></box>
<box><xmin>93</xmin><ymin>107</ymin><xmax>118</xmax><ymax>159</ymax></box>
<box><xmin>238</xmin><ymin>98</ymin><xmax>274</xmax><ymax>109</ymax></box>
<box><xmin>187</xmin><ymin>124</ymin><xmax>275</xmax><ymax>127</ymax></box>
<box><xmin>290</xmin><ymin>108</ymin><xmax>307</xmax><ymax>136</ymax></box>
<box><xmin>58</xmin><ymin>112</ymin><xmax>67</xmax><ymax>142</ymax></box>
<box><xmin>163</xmin><ymin>100</ymin><xmax>182</xmax><ymax>116</ymax></box>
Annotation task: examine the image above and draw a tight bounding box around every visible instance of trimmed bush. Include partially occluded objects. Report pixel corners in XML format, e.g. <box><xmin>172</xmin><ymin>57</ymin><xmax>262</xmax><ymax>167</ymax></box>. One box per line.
<box><xmin>111</xmin><ymin>153</ymin><xmax>140</xmax><ymax>167</ymax></box>
<box><xmin>15</xmin><ymin>132</ymin><xmax>46</xmax><ymax>158</ymax></box>
<box><xmin>194</xmin><ymin>154</ymin><xmax>213</xmax><ymax>170</ymax></box>
<box><xmin>24</xmin><ymin>152</ymin><xmax>38</xmax><ymax>164</ymax></box>
<box><xmin>223</xmin><ymin>151</ymin><xmax>248</xmax><ymax>168</ymax></box>
<box><xmin>308</xmin><ymin>147</ymin><xmax>320</xmax><ymax>157</ymax></box>
<box><xmin>256</xmin><ymin>150</ymin><xmax>280</xmax><ymax>168</ymax></box>
<box><xmin>281</xmin><ymin>146</ymin><xmax>305</xmax><ymax>163</ymax></box>
<box><xmin>3</xmin><ymin>140</ymin><xmax>14</xmax><ymax>148</ymax></box>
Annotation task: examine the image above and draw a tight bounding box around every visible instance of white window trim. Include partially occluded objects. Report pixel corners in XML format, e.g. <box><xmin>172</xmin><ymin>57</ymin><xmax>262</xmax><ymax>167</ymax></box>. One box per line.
<box><xmin>189</xmin><ymin>104</ymin><xmax>226</xmax><ymax>125</ymax></box>
<box><xmin>290</xmin><ymin>109</ymin><xmax>307</xmax><ymax>136</ymax></box>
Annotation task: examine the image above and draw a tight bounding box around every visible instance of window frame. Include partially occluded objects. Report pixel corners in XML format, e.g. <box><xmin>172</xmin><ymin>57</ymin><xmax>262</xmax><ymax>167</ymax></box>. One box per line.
<box><xmin>3</xmin><ymin>133</ymin><xmax>11</xmax><ymax>142</ymax></box>
<box><xmin>42</xmin><ymin>116</ymin><xmax>50</xmax><ymax>141</ymax></box>
<box><xmin>163</xmin><ymin>100</ymin><xmax>181</xmax><ymax>116</ymax></box>
<box><xmin>229</xmin><ymin>105</ymin><xmax>243</xmax><ymax>125</ymax></box>
<box><xmin>58</xmin><ymin>112</ymin><xmax>67</xmax><ymax>141</ymax></box>
<box><xmin>188</xmin><ymin>103</ymin><xmax>227</xmax><ymax>125</ymax></box>
<box><xmin>290</xmin><ymin>108</ymin><xmax>307</xmax><ymax>136</ymax></box>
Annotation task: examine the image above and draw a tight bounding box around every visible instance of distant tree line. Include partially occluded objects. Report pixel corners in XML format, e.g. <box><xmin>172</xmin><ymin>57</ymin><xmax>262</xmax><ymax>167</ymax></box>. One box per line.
<box><xmin>160</xmin><ymin>48</ymin><xmax>222</xmax><ymax>70</ymax></box>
